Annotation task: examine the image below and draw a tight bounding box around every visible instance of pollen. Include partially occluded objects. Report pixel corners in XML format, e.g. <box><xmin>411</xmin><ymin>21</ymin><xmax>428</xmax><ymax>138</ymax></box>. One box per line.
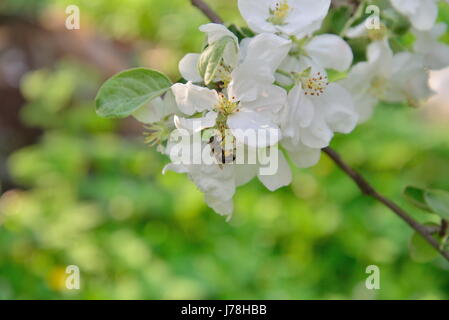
<box><xmin>302</xmin><ymin>72</ymin><xmax>329</xmax><ymax>96</ymax></box>
<box><xmin>216</xmin><ymin>93</ymin><xmax>239</xmax><ymax>116</ymax></box>
<box><xmin>268</xmin><ymin>0</ymin><xmax>291</xmax><ymax>25</ymax></box>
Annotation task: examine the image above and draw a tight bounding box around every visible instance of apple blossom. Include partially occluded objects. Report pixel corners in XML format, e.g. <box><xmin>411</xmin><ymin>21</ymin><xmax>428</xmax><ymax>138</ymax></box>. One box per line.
<box><xmin>95</xmin><ymin>0</ymin><xmax>449</xmax><ymax>220</ymax></box>
<box><xmin>238</xmin><ymin>0</ymin><xmax>331</xmax><ymax>38</ymax></box>
<box><xmin>390</xmin><ymin>0</ymin><xmax>439</xmax><ymax>31</ymax></box>
<box><xmin>341</xmin><ymin>39</ymin><xmax>434</xmax><ymax>122</ymax></box>
<box><xmin>413</xmin><ymin>23</ymin><xmax>449</xmax><ymax>70</ymax></box>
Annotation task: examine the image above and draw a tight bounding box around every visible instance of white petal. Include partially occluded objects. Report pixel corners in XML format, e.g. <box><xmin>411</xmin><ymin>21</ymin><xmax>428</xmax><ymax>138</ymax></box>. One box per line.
<box><xmin>243</xmin><ymin>33</ymin><xmax>292</xmax><ymax>75</ymax></box>
<box><xmin>174</xmin><ymin>111</ymin><xmax>217</xmax><ymax>134</ymax></box>
<box><xmin>162</xmin><ymin>163</ymin><xmax>189</xmax><ymax>174</ymax></box>
<box><xmin>227</xmin><ymin>108</ymin><xmax>281</xmax><ymax>148</ymax></box>
<box><xmin>305</xmin><ymin>34</ymin><xmax>353</xmax><ymax>71</ymax></box>
<box><xmin>391</xmin><ymin>0</ymin><xmax>420</xmax><ymax>15</ymax></box>
<box><xmin>410</xmin><ymin>0</ymin><xmax>438</xmax><ymax>31</ymax></box>
<box><xmin>171</xmin><ymin>82</ymin><xmax>218</xmax><ymax>115</ymax></box>
<box><xmin>204</xmin><ymin>194</ymin><xmax>234</xmax><ymax>217</ymax></box>
<box><xmin>352</xmin><ymin>91</ymin><xmax>378</xmax><ymax>123</ymax></box>
<box><xmin>199</xmin><ymin>23</ymin><xmax>238</xmax><ymax>44</ymax></box>
<box><xmin>229</xmin><ymin>64</ymin><xmax>274</xmax><ymax>102</ymax></box>
<box><xmin>281</xmin><ymin>85</ymin><xmax>314</xmax><ymax>143</ymax></box>
<box><xmin>414</xmin><ymin>24</ymin><xmax>449</xmax><ymax>70</ymax></box>
<box><xmin>238</xmin><ymin>0</ymin><xmax>277</xmax><ymax>34</ymax></box>
<box><xmin>299</xmin><ymin>108</ymin><xmax>333</xmax><ymax>149</ymax></box>
<box><xmin>391</xmin><ymin>0</ymin><xmax>437</xmax><ymax>31</ymax></box>
<box><xmin>367</xmin><ymin>39</ymin><xmax>394</xmax><ymax>76</ymax></box>
<box><xmin>189</xmin><ymin>164</ymin><xmax>236</xmax><ymax>201</ymax></box>
<box><xmin>233</xmin><ymin>163</ymin><xmax>258</xmax><ymax>186</ymax></box>
<box><xmin>258</xmin><ymin>150</ymin><xmax>292</xmax><ymax>191</ymax></box>
<box><xmin>132</xmin><ymin>90</ymin><xmax>178</xmax><ymax>124</ymax></box>
<box><xmin>241</xmin><ymin>84</ymin><xmax>287</xmax><ymax>114</ymax></box>
<box><xmin>318</xmin><ymin>83</ymin><xmax>358</xmax><ymax>134</ymax></box>
<box><xmin>283</xmin><ymin>0</ymin><xmax>331</xmax><ymax>37</ymax></box>
<box><xmin>346</xmin><ymin>21</ymin><xmax>369</xmax><ymax>38</ymax></box>
<box><xmin>179</xmin><ymin>53</ymin><xmax>202</xmax><ymax>83</ymax></box>
<box><xmin>282</xmin><ymin>139</ymin><xmax>322</xmax><ymax>169</ymax></box>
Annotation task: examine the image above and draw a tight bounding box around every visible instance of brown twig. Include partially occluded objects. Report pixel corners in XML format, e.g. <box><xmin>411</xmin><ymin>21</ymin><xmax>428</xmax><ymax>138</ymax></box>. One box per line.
<box><xmin>190</xmin><ymin>0</ymin><xmax>223</xmax><ymax>24</ymax></box>
<box><xmin>188</xmin><ymin>0</ymin><xmax>449</xmax><ymax>263</ymax></box>
<box><xmin>323</xmin><ymin>147</ymin><xmax>449</xmax><ymax>262</ymax></box>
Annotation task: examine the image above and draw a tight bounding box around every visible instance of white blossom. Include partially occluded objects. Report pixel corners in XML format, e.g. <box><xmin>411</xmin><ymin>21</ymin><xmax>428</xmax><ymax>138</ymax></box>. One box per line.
<box><xmin>238</xmin><ymin>0</ymin><xmax>331</xmax><ymax>38</ymax></box>
<box><xmin>390</xmin><ymin>0</ymin><xmax>439</xmax><ymax>31</ymax></box>
<box><xmin>413</xmin><ymin>23</ymin><xmax>449</xmax><ymax>70</ymax></box>
<box><xmin>341</xmin><ymin>39</ymin><xmax>434</xmax><ymax>122</ymax></box>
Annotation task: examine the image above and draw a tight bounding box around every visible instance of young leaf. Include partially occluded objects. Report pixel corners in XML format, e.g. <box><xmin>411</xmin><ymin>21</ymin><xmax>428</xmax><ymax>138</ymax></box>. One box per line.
<box><xmin>95</xmin><ymin>68</ymin><xmax>172</xmax><ymax>119</ymax></box>
<box><xmin>424</xmin><ymin>189</ymin><xmax>449</xmax><ymax>220</ymax></box>
<box><xmin>409</xmin><ymin>230</ymin><xmax>439</xmax><ymax>263</ymax></box>
<box><xmin>198</xmin><ymin>36</ymin><xmax>236</xmax><ymax>85</ymax></box>
<box><xmin>403</xmin><ymin>186</ymin><xmax>432</xmax><ymax>212</ymax></box>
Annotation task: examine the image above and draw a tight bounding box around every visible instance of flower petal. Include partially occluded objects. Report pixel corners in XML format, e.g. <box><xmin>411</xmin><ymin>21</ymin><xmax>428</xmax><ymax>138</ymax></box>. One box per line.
<box><xmin>174</xmin><ymin>111</ymin><xmax>218</xmax><ymax>134</ymax></box>
<box><xmin>318</xmin><ymin>83</ymin><xmax>358</xmax><ymax>134</ymax></box>
<box><xmin>171</xmin><ymin>82</ymin><xmax>218</xmax><ymax>115</ymax></box>
<box><xmin>283</xmin><ymin>0</ymin><xmax>331</xmax><ymax>37</ymax></box>
<box><xmin>282</xmin><ymin>139</ymin><xmax>322</xmax><ymax>169</ymax></box>
<box><xmin>238</xmin><ymin>0</ymin><xmax>277</xmax><ymax>34</ymax></box>
<box><xmin>240</xmin><ymin>84</ymin><xmax>287</xmax><ymax>115</ymax></box>
<box><xmin>243</xmin><ymin>33</ymin><xmax>292</xmax><ymax>75</ymax></box>
<box><xmin>305</xmin><ymin>34</ymin><xmax>353</xmax><ymax>71</ymax></box>
<box><xmin>199</xmin><ymin>23</ymin><xmax>238</xmax><ymax>44</ymax></box>
<box><xmin>227</xmin><ymin>108</ymin><xmax>281</xmax><ymax>148</ymax></box>
<box><xmin>204</xmin><ymin>194</ymin><xmax>234</xmax><ymax>218</ymax></box>
<box><xmin>258</xmin><ymin>150</ymin><xmax>292</xmax><ymax>191</ymax></box>
<box><xmin>179</xmin><ymin>53</ymin><xmax>202</xmax><ymax>83</ymax></box>
<box><xmin>132</xmin><ymin>90</ymin><xmax>178</xmax><ymax>124</ymax></box>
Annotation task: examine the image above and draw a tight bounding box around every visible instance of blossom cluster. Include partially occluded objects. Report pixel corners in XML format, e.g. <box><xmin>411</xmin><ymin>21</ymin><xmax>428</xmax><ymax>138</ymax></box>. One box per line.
<box><xmin>121</xmin><ymin>0</ymin><xmax>449</xmax><ymax>218</ymax></box>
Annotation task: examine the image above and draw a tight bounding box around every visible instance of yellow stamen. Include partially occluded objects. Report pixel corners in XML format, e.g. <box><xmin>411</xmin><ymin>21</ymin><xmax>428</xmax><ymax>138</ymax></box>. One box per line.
<box><xmin>268</xmin><ymin>1</ymin><xmax>291</xmax><ymax>25</ymax></box>
<box><xmin>301</xmin><ymin>72</ymin><xmax>329</xmax><ymax>97</ymax></box>
<box><xmin>216</xmin><ymin>93</ymin><xmax>239</xmax><ymax>116</ymax></box>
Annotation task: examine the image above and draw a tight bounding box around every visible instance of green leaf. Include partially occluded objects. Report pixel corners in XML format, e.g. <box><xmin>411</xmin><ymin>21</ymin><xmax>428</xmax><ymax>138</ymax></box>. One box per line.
<box><xmin>409</xmin><ymin>230</ymin><xmax>439</xmax><ymax>263</ymax></box>
<box><xmin>95</xmin><ymin>68</ymin><xmax>172</xmax><ymax>119</ymax></box>
<box><xmin>403</xmin><ymin>186</ymin><xmax>432</xmax><ymax>212</ymax></box>
<box><xmin>424</xmin><ymin>189</ymin><xmax>449</xmax><ymax>220</ymax></box>
<box><xmin>198</xmin><ymin>36</ymin><xmax>236</xmax><ymax>85</ymax></box>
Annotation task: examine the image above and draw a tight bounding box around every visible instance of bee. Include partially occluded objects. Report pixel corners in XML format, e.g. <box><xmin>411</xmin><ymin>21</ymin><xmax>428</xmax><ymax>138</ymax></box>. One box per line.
<box><xmin>209</xmin><ymin>135</ymin><xmax>236</xmax><ymax>168</ymax></box>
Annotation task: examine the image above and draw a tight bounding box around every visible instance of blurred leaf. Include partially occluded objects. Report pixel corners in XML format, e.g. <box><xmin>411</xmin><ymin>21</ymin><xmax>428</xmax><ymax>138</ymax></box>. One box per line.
<box><xmin>198</xmin><ymin>36</ymin><xmax>236</xmax><ymax>85</ymax></box>
<box><xmin>425</xmin><ymin>190</ymin><xmax>449</xmax><ymax>220</ymax></box>
<box><xmin>95</xmin><ymin>68</ymin><xmax>172</xmax><ymax>118</ymax></box>
<box><xmin>409</xmin><ymin>229</ymin><xmax>439</xmax><ymax>263</ymax></box>
<box><xmin>403</xmin><ymin>186</ymin><xmax>432</xmax><ymax>212</ymax></box>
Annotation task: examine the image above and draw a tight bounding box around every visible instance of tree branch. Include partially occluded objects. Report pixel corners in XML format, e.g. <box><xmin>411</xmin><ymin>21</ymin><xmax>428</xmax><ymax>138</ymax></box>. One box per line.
<box><xmin>187</xmin><ymin>0</ymin><xmax>449</xmax><ymax>263</ymax></box>
<box><xmin>323</xmin><ymin>147</ymin><xmax>449</xmax><ymax>262</ymax></box>
<box><xmin>190</xmin><ymin>0</ymin><xmax>223</xmax><ymax>24</ymax></box>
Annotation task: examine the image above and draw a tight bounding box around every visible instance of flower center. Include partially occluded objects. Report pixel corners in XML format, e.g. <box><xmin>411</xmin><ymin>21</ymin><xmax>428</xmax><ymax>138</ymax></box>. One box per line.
<box><xmin>367</xmin><ymin>24</ymin><xmax>388</xmax><ymax>41</ymax></box>
<box><xmin>301</xmin><ymin>71</ymin><xmax>329</xmax><ymax>96</ymax></box>
<box><xmin>268</xmin><ymin>0</ymin><xmax>291</xmax><ymax>26</ymax></box>
<box><xmin>216</xmin><ymin>93</ymin><xmax>239</xmax><ymax>116</ymax></box>
<box><xmin>369</xmin><ymin>75</ymin><xmax>386</xmax><ymax>96</ymax></box>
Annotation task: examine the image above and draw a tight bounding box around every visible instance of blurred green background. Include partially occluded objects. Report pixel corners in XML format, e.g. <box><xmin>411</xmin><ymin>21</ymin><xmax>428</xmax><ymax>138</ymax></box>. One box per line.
<box><xmin>0</xmin><ymin>0</ymin><xmax>449</xmax><ymax>300</ymax></box>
